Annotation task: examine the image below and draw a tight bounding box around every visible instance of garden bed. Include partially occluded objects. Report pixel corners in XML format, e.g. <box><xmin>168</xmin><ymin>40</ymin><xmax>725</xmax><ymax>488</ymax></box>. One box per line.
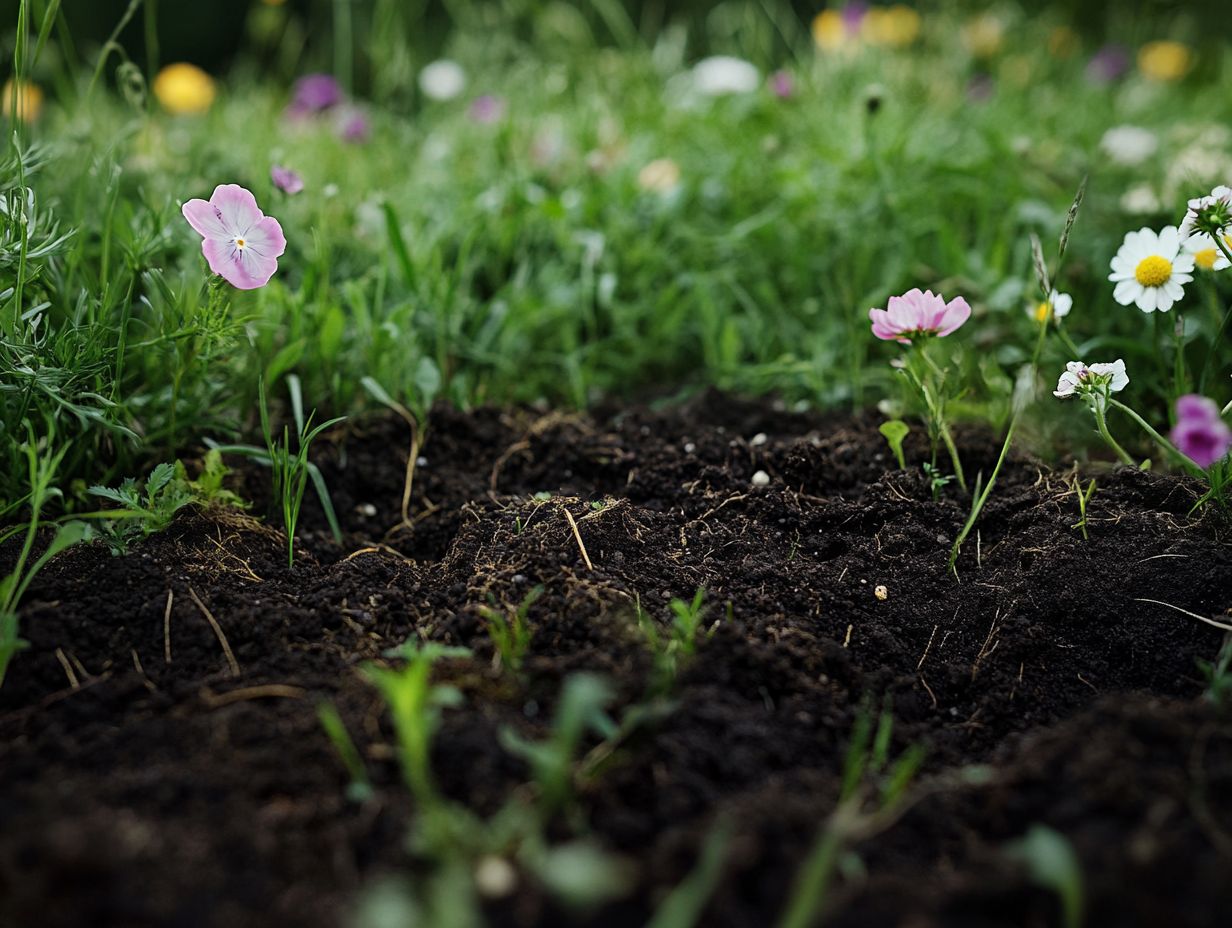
<box><xmin>2</xmin><ymin>392</ymin><xmax>1230</xmax><ymax>928</ymax></box>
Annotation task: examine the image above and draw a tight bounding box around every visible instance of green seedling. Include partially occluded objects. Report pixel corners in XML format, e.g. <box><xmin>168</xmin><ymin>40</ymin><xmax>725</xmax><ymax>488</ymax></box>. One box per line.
<box><xmin>1199</xmin><ymin>633</ymin><xmax>1232</xmax><ymax>711</ymax></box>
<box><xmin>84</xmin><ymin>451</ymin><xmax>246</xmax><ymax>554</ymax></box>
<box><xmin>646</xmin><ymin>818</ymin><xmax>734</xmax><ymax>928</ymax></box>
<box><xmin>480</xmin><ymin>585</ymin><xmax>543</xmax><ymax>676</ymax></box>
<box><xmin>210</xmin><ymin>376</ymin><xmax>343</xmax><ymax>567</ymax></box>
<box><xmin>500</xmin><ymin>673</ymin><xmax>617</xmax><ymax>822</ymax></box>
<box><xmin>878</xmin><ymin>419</ymin><xmax>910</xmax><ymax>470</ymax></box>
<box><xmin>638</xmin><ymin>589</ymin><xmax>719</xmax><ymax>694</ymax></box>
<box><xmin>1069</xmin><ymin>476</ymin><xmax>1097</xmax><ymax>540</ymax></box>
<box><xmin>363</xmin><ymin>640</ymin><xmax>472</xmax><ymax>806</ymax></box>
<box><xmin>1006</xmin><ymin>825</ymin><xmax>1085</xmax><ymax>928</ymax></box>
<box><xmin>0</xmin><ymin>425</ymin><xmax>90</xmax><ymax>687</ymax></box>
<box><xmin>779</xmin><ymin>702</ymin><xmax>926</xmax><ymax>928</ymax></box>
<box><xmin>316</xmin><ymin>700</ymin><xmax>374</xmax><ymax>804</ymax></box>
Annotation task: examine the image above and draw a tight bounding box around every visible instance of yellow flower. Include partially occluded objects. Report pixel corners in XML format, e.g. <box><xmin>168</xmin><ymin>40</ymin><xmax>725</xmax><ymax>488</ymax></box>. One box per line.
<box><xmin>1047</xmin><ymin>26</ymin><xmax>1078</xmax><ymax>59</ymax></box>
<box><xmin>638</xmin><ymin>158</ymin><xmax>681</xmax><ymax>194</ymax></box>
<box><xmin>811</xmin><ymin>10</ymin><xmax>850</xmax><ymax>53</ymax></box>
<box><xmin>153</xmin><ymin>63</ymin><xmax>216</xmax><ymax>115</ymax></box>
<box><xmin>864</xmin><ymin>6</ymin><xmax>920</xmax><ymax>48</ymax></box>
<box><xmin>2</xmin><ymin>79</ymin><xmax>44</xmax><ymax>123</ymax></box>
<box><xmin>962</xmin><ymin>14</ymin><xmax>1004</xmax><ymax>58</ymax></box>
<box><xmin>1137</xmin><ymin>41</ymin><xmax>1193</xmax><ymax>82</ymax></box>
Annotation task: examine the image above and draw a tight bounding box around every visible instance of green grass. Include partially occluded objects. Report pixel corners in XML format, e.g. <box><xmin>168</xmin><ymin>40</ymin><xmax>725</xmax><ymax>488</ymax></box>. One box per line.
<box><xmin>3</xmin><ymin>0</ymin><xmax>1231</xmax><ymax>515</ymax></box>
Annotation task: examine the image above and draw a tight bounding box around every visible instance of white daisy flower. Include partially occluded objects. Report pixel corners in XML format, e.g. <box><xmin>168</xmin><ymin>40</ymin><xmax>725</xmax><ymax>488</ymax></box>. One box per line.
<box><xmin>1108</xmin><ymin>226</ymin><xmax>1194</xmax><ymax>313</ymax></box>
<box><xmin>1053</xmin><ymin>360</ymin><xmax>1128</xmax><ymax>399</ymax></box>
<box><xmin>1183</xmin><ymin>231</ymin><xmax>1232</xmax><ymax>272</ymax></box>
<box><xmin>1179</xmin><ymin>183</ymin><xmax>1232</xmax><ymax>238</ymax></box>
<box><xmin>1026</xmin><ymin>289</ymin><xmax>1073</xmax><ymax>324</ymax></box>
<box><xmin>692</xmin><ymin>56</ymin><xmax>760</xmax><ymax>95</ymax></box>
<box><xmin>418</xmin><ymin>60</ymin><xmax>467</xmax><ymax>101</ymax></box>
<box><xmin>1099</xmin><ymin>126</ymin><xmax>1158</xmax><ymax>167</ymax></box>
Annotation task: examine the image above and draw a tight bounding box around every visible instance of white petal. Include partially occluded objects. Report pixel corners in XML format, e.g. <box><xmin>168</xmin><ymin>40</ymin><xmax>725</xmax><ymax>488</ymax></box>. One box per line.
<box><xmin>1136</xmin><ymin>287</ymin><xmax>1158</xmax><ymax>313</ymax></box>
<box><xmin>1113</xmin><ymin>280</ymin><xmax>1140</xmax><ymax>305</ymax></box>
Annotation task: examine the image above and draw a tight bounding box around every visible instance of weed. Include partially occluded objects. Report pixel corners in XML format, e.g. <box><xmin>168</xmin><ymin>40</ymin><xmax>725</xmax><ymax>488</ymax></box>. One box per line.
<box><xmin>778</xmin><ymin>701</ymin><xmax>927</xmax><ymax>928</ymax></box>
<box><xmin>362</xmin><ymin>640</ymin><xmax>472</xmax><ymax>806</ymax></box>
<box><xmin>1006</xmin><ymin>825</ymin><xmax>1086</xmax><ymax>928</ymax></box>
<box><xmin>638</xmin><ymin>589</ymin><xmax>719</xmax><ymax>695</ymax></box>
<box><xmin>0</xmin><ymin>424</ymin><xmax>90</xmax><ymax>687</ymax></box>
<box><xmin>1069</xmin><ymin>476</ymin><xmax>1098</xmax><ymax>540</ymax></box>
<box><xmin>500</xmin><ymin>673</ymin><xmax>617</xmax><ymax>823</ymax></box>
<box><xmin>316</xmin><ymin>700</ymin><xmax>374</xmax><ymax>804</ymax></box>
<box><xmin>480</xmin><ymin>584</ymin><xmax>543</xmax><ymax>677</ymax></box>
<box><xmin>1199</xmin><ymin>633</ymin><xmax>1232</xmax><ymax>711</ymax></box>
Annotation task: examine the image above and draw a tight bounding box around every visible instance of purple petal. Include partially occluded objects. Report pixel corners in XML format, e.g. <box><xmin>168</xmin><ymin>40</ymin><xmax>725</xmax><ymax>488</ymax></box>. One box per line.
<box><xmin>271</xmin><ymin>165</ymin><xmax>304</xmax><ymax>195</ymax></box>
<box><xmin>937</xmin><ymin>297</ymin><xmax>972</xmax><ymax>336</ymax></box>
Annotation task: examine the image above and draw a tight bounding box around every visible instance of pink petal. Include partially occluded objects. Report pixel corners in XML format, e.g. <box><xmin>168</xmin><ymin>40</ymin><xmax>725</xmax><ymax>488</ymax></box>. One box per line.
<box><xmin>937</xmin><ymin>297</ymin><xmax>971</xmax><ymax>336</ymax></box>
<box><xmin>885</xmin><ymin>297</ymin><xmax>917</xmax><ymax>329</ymax></box>
<box><xmin>202</xmin><ymin>238</ymin><xmax>279</xmax><ymax>290</ymax></box>
<box><xmin>242</xmin><ymin>216</ymin><xmax>287</xmax><ymax>259</ymax></box>
<box><xmin>182</xmin><ymin>198</ymin><xmax>230</xmax><ymax>240</ymax></box>
<box><xmin>209</xmin><ymin>184</ymin><xmax>263</xmax><ymax>236</ymax></box>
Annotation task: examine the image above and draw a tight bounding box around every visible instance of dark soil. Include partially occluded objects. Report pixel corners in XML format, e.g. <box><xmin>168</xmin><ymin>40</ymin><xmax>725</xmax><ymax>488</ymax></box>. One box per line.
<box><xmin>2</xmin><ymin>391</ymin><xmax>1231</xmax><ymax>928</ymax></box>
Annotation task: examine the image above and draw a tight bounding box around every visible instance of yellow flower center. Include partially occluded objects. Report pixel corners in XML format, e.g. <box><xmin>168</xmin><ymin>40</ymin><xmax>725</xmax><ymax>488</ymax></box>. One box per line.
<box><xmin>235</xmin><ymin>238</ymin><xmax>246</xmax><ymax>249</ymax></box>
<box><xmin>1033</xmin><ymin>301</ymin><xmax>1051</xmax><ymax>323</ymax></box>
<box><xmin>1134</xmin><ymin>254</ymin><xmax>1172</xmax><ymax>287</ymax></box>
<box><xmin>1194</xmin><ymin>248</ymin><xmax>1218</xmax><ymax>270</ymax></box>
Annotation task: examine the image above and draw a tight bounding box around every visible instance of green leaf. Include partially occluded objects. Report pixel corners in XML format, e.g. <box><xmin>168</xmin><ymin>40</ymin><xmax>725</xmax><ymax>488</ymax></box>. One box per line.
<box><xmin>878</xmin><ymin>420</ymin><xmax>910</xmax><ymax>470</ymax></box>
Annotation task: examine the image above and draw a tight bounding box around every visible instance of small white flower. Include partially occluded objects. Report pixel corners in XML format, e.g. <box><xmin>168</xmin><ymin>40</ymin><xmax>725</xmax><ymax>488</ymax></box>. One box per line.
<box><xmin>1108</xmin><ymin>226</ymin><xmax>1194</xmax><ymax>313</ymax></box>
<box><xmin>692</xmin><ymin>56</ymin><xmax>760</xmax><ymax>95</ymax></box>
<box><xmin>1099</xmin><ymin>125</ymin><xmax>1158</xmax><ymax>167</ymax></box>
<box><xmin>1054</xmin><ymin>359</ymin><xmax>1128</xmax><ymax>399</ymax></box>
<box><xmin>1120</xmin><ymin>184</ymin><xmax>1160</xmax><ymax>215</ymax></box>
<box><xmin>1179</xmin><ymin>183</ymin><xmax>1232</xmax><ymax>238</ymax></box>
<box><xmin>419</xmin><ymin>60</ymin><xmax>467</xmax><ymax>101</ymax></box>
<box><xmin>1026</xmin><ymin>289</ymin><xmax>1073</xmax><ymax>324</ymax></box>
<box><xmin>1183</xmin><ymin>231</ymin><xmax>1232</xmax><ymax>272</ymax></box>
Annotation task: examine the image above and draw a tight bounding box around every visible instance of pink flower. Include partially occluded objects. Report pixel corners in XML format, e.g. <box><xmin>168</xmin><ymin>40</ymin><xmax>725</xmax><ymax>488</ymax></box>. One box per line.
<box><xmin>869</xmin><ymin>288</ymin><xmax>972</xmax><ymax>344</ymax></box>
<box><xmin>770</xmin><ymin>70</ymin><xmax>794</xmax><ymax>99</ymax></box>
<box><xmin>271</xmin><ymin>165</ymin><xmax>304</xmax><ymax>195</ymax></box>
<box><xmin>1171</xmin><ymin>394</ymin><xmax>1232</xmax><ymax>469</ymax></box>
<box><xmin>181</xmin><ymin>184</ymin><xmax>286</xmax><ymax>290</ymax></box>
<box><xmin>469</xmin><ymin>94</ymin><xmax>507</xmax><ymax>124</ymax></box>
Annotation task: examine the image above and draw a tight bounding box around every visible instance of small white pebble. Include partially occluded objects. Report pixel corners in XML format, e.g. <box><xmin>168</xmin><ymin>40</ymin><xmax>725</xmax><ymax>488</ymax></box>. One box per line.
<box><xmin>356</xmin><ymin>503</ymin><xmax>377</xmax><ymax>518</ymax></box>
<box><xmin>874</xmin><ymin>585</ymin><xmax>888</xmax><ymax>601</ymax></box>
<box><xmin>859</xmin><ymin>578</ymin><xmax>867</xmax><ymax>585</ymax></box>
<box><xmin>751</xmin><ymin>432</ymin><xmax>768</xmax><ymax>446</ymax></box>
<box><xmin>751</xmin><ymin>470</ymin><xmax>771</xmax><ymax>487</ymax></box>
<box><xmin>684</xmin><ymin>442</ymin><xmax>696</xmax><ymax>454</ymax></box>
<box><xmin>474</xmin><ymin>856</ymin><xmax>517</xmax><ymax>898</ymax></box>
<box><xmin>416</xmin><ymin>456</ymin><xmax>428</xmax><ymax>467</ymax></box>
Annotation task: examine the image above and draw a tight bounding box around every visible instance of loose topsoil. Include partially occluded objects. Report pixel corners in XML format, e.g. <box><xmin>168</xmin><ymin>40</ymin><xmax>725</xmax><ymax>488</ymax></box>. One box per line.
<box><xmin>2</xmin><ymin>392</ymin><xmax>1231</xmax><ymax>928</ymax></box>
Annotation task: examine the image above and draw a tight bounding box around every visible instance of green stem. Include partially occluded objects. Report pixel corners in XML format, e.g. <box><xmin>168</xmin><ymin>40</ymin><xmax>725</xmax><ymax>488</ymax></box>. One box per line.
<box><xmin>949</xmin><ymin>417</ymin><xmax>1015</xmax><ymax>573</ymax></box>
<box><xmin>1091</xmin><ymin>400</ymin><xmax>1134</xmax><ymax>466</ymax></box>
<box><xmin>1106</xmin><ymin>397</ymin><xmax>1204</xmax><ymax>476</ymax></box>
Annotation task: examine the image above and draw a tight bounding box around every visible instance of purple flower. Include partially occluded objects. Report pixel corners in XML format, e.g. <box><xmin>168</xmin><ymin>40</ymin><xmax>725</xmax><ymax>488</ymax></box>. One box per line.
<box><xmin>469</xmin><ymin>94</ymin><xmax>507</xmax><ymax>124</ymax></box>
<box><xmin>271</xmin><ymin>165</ymin><xmax>304</xmax><ymax>195</ymax></box>
<box><xmin>1086</xmin><ymin>45</ymin><xmax>1130</xmax><ymax>85</ymax></box>
<box><xmin>292</xmin><ymin>73</ymin><xmax>342</xmax><ymax>113</ymax></box>
<box><xmin>842</xmin><ymin>1</ymin><xmax>869</xmax><ymax>34</ymax></box>
<box><xmin>182</xmin><ymin>184</ymin><xmax>286</xmax><ymax>290</ymax></box>
<box><xmin>1171</xmin><ymin>394</ymin><xmax>1232</xmax><ymax>469</ymax></box>
<box><xmin>770</xmin><ymin>70</ymin><xmax>794</xmax><ymax>99</ymax></box>
<box><xmin>336</xmin><ymin>106</ymin><xmax>370</xmax><ymax>143</ymax></box>
<box><xmin>869</xmin><ymin>288</ymin><xmax>972</xmax><ymax>344</ymax></box>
